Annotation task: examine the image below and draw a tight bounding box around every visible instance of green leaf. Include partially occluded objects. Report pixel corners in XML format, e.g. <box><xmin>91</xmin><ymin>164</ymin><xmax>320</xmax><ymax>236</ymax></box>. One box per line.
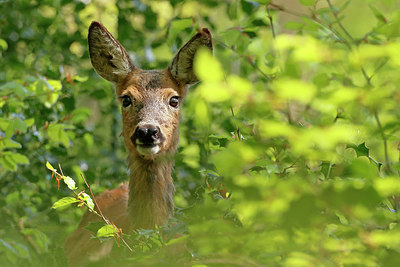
<box><xmin>369</xmin><ymin>5</ymin><xmax>387</xmax><ymax>24</ymax></box>
<box><xmin>0</xmin><ymin>153</ymin><xmax>17</xmax><ymax>170</ymax></box>
<box><xmin>0</xmin><ymin>118</ymin><xmax>9</xmax><ymax>131</ymax></box>
<box><xmin>0</xmin><ymin>139</ymin><xmax>21</xmax><ymax>150</ymax></box>
<box><xmin>96</xmin><ymin>225</ymin><xmax>116</xmax><ymax>238</ymax></box>
<box><xmin>52</xmin><ymin>197</ymin><xmax>79</xmax><ymax>209</ymax></box>
<box><xmin>313</xmin><ymin>73</ymin><xmax>330</xmax><ymax>88</ymax></box>
<box><xmin>0</xmin><ymin>38</ymin><xmax>8</xmax><ymax>51</ymax></box>
<box><xmin>274</xmin><ymin>79</ymin><xmax>317</xmax><ymax>103</ymax></box>
<box><xmin>24</xmin><ymin>118</ymin><xmax>35</xmax><ymax>127</ymax></box>
<box><xmin>194</xmin><ymin>49</ymin><xmax>224</xmax><ymax>82</ymax></box>
<box><xmin>73</xmin><ymin>75</ymin><xmax>88</xmax><ymax>82</ymax></box>
<box><xmin>71</xmin><ymin>108</ymin><xmax>91</xmax><ymax>123</ymax></box>
<box><xmin>82</xmin><ymin>192</ymin><xmax>95</xmax><ymax>210</ymax></box>
<box><xmin>0</xmin><ymin>81</ymin><xmax>27</xmax><ymax>98</ymax></box>
<box><xmin>299</xmin><ymin>0</ymin><xmax>315</xmax><ymax>6</ymax></box>
<box><xmin>168</xmin><ymin>18</ymin><xmax>193</xmax><ymax>46</ymax></box>
<box><xmin>10</xmin><ymin>153</ymin><xmax>29</xmax><ymax>165</ymax></box>
<box><xmin>5</xmin><ymin>118</ymin><xmax>27</xmax><ymax>137</ymax></box>
<box><xmin>374</xmin><ymin>177</ymin><xmax>400</xmax><ymax>197</ymax></box>
<box><xmin>62</xmin><ymin>176</ymin><xmax>77</xmax><ymax>190</ymax></box>
<box><xmin>48</xmin><ymin>123</ymin><xmax>70</xmax><ymax>147</ymax></box>
<box><xmin>347</xmin><ymin>142</ymin><xmax>369</xmax><ymax>157</ymax></box>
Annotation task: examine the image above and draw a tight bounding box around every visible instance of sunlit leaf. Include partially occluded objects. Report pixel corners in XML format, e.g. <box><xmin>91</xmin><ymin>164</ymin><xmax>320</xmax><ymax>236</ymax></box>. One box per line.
<box><xmin>274</xmin><ymin>79</ymin><xmax>316</xmax><ymax>103</ymax></box>
<box><xmin>374</xmin><ymin>177</ymin><xmax>400</xmax><ymax>197</ymax></box>
<box><xmin>52</xmin><ymin>197</ymin><xmax>79</xmax><ymax>209</ymax></box>
<box><xmin>62</xmin><ymin>176</ymin><xmax>77</xmax><ymax>190</ymax></box>
<box><xmin>0</xmin><ymin>38</ymin><xmax>8</xmax><ymax>51</ymax></box>
<box><xmin>194</xmin><ymin>49</ymin><xmax>224</xmax><ymax>82</ymax></box>
<box><xmin>45</xmin><ymin>161</ymin><xmax>56</xmax><ymax>171</ymax></box>
<box><xmin>97</xmin><ymin>225</ymin><xmax>116</xmax><ymax>238</ymax></box>
<box><xmin>79</xmin><ymin>192</ymin><xmax>95</xmax><ymax>210</ymax></box>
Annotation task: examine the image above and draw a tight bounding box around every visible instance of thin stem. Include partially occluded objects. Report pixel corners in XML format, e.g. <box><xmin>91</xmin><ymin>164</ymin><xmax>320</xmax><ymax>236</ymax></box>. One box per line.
<box><xmin>268</xmin><ymin>2</ymin><xmax>352</xmax><ymax>49</ymax></box>
<box><xmin>326</xmin><ymin>162</ymin><xmax>333</xmax><ymax>179</ymax></box>
<box><xmin>50</xmin><ymin>167</ymin><xmax>99</xmax><ymax>216</ymax></box>
<box><xmin>370</xmin><ymin>59</ymin><xmax>389</xmax><ymax>80</ymax></box>
<box><xmin>268</xmin><ymin>3</ymin><xmax>308</xmax><ymax>18</ymax></box>
<box><xmin>215</xmin><ymin>38</ymin><xmax>273</xmax><ymax>81</ymax></box>
<box><xmin>266</xmin><ymin>7</ymin><xmax>276</xmax><ymax>39</ymax></box>
<box><xmin>361</xmin><ymin>67</ymin><xmax>371</xmax><ymax>85</ymax></box>
<box><xmin>374</xmin><ymin>112</ymin><xmax>392</xmax><ymax>173</ymax></box>
<box><xmin>326</xmin><ymin>0</ymin><xmax>355</xmax><ymax>42</ymax></box>
<box><xmin>80</xmin><ymin>173</ymin><xmax>107</xmax><ymax>222</ymax></box>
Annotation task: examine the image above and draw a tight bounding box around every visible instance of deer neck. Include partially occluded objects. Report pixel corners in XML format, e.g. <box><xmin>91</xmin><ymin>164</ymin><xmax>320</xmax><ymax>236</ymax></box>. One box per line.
<box><xmin>127</xmin><ymin>153</ymin><xmax>175</xmax><ymax>229</ymax></box>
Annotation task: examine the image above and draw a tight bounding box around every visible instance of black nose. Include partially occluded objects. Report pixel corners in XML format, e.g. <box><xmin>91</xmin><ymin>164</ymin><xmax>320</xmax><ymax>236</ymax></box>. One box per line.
<box><xmin>131</xmin><ymin>124</ymin><xmax>162</xmax><ymax>145</ymax></box>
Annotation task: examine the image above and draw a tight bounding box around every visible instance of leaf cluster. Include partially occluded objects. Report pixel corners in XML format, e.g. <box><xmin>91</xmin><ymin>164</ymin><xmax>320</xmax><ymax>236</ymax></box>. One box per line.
<box><xmin>1</xmin><ymin>0</ymin><xmax>400</xmax><ymax>266</ymax></box>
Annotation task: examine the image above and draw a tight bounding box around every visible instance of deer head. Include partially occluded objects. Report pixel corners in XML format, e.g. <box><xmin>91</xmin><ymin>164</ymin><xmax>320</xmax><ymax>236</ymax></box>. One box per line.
<box><xmin>88</xmin><ymin>22</ymin><xmax>213</xmax><ymax>160</ymax></box>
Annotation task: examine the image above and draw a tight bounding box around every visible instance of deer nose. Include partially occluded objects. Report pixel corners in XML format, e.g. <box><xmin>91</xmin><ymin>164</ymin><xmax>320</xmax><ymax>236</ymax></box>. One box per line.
<box><xmin>132</xmin><ymin>124</ymin><xmax>162</xmax><ymax>145</ymax></box>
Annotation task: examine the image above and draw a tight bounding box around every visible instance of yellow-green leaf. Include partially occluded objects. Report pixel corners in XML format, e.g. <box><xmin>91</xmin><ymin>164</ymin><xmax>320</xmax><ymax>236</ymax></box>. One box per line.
<box><xmin>62</xmin><ymin>176</ymin><xmax>77</xmax><ymax>190</ymax></box>
<box><xmin>46</xmin><ymin>161</ymin><xmax>56</xmax><ymax>171</ymax></box>
<box><xmin>52</xmin><ymin>197</ymin><xmax>79</xmax><ymax>209</ymax></box>
<box><xmin>96</xmin><ymin>225</ymin><xmax>116</xmax><ymax>238</ymax></box>
<box><xmin>194</xmin><ymin>49</ymin><xmax>223</xmax><ymax>82</ymax></box>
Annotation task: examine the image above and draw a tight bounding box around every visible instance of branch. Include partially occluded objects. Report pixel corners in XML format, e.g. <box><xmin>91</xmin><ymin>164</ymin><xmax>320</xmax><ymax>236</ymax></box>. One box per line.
<box><xmin>48</xmin><ymin>163</ymin><xmax>133</xmax><ymax>252</ymax></box>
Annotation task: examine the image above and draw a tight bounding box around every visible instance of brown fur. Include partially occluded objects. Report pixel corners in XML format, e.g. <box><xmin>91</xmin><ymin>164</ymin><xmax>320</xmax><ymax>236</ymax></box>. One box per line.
<box><xmin>64</xmin><ymin>22</ymin><xmax>212</xmax><ymax>266</ymax></box>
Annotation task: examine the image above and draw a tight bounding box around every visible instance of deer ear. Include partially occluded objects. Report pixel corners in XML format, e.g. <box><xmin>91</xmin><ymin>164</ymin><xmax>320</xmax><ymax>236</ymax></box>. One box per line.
<box><xmin>169</xmin><ymin>28</ymin><xmax>213</xmax><ymax>85</ymax></box>
<box><xmin>88</xmin><ymin>21</ymin><xmax>135</xmax><ymax>83</ymax></box>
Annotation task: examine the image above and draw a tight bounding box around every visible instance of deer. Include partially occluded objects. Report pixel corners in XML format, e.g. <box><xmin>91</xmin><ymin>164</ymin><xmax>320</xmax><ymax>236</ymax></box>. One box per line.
<box><xmin>64</xmin><ymin>21</ymin><xmax>212</xmax><ymax>265</ymax></box>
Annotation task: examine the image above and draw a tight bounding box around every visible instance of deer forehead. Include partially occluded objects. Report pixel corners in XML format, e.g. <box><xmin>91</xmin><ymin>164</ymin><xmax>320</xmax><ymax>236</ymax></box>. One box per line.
<box><xmin>117</xmin><ymin>69</ymin><xmax>184</xmax><ymax>97</ymax></box>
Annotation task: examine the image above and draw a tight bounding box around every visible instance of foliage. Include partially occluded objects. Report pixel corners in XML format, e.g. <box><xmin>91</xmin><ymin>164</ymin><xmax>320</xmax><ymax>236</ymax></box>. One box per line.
<box><xmin>1</xmin><ymin>0</ymin><xmax>400</xmax><ymax>266</ymax></box>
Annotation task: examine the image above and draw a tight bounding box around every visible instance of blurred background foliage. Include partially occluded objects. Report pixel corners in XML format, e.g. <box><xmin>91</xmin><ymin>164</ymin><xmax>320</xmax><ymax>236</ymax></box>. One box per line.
<box><xmin>1</xmin><ymin>0</ymin><xmax>400</xmax><ymax>266</ymax></box>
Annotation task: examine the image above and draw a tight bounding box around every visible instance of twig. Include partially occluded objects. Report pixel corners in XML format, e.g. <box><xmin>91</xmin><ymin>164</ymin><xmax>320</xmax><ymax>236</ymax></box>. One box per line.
<box><xmin>49</xmin><ymin>166</ymin><xmax>99</xmax><ymax>216</ymax></box>
<box><xmin>361</xmin><ymin>67</ymin><xmax>371</xmax><ymax>85</ymax></box>
<box><xmin>266</xmin><ymin>7</ymin><xmax>276</xmax><ymax>39</ymax></box>
<box><xmin>215</xmin><ymin>38</ymin><xmax>273</xmax><ymax>81</ymax></box>
<box><xmin>326</xmin><ymin>0</ymin><xmax>355</xmax><ymax>42</ymax></box>
<box><xmin>370</xmin><ymin>59</ymin><xmax>389</xmax><ymax>81</ymax></box>
<box><xmin>374</xmin><ymin>112</ymin><xmax>392</xmax><ymax>173</ymax></box>
<box><xmin>268</xmin><ymin>2</ymin><xmax>352</xmax><ymax>49</ymax></box>
<box><xmin>80</xmin><ymin>173</ymin><xmax>107</xmax><ymax>222</ymax></box>
<box><xmin>80</xmin><ymin>173</ymin><xmax>133</xmax><ymax>252</ymax></box>
<box><xmin>281</xmin><ymin>160</ymin><xmax>298</xmax><ymax>176</ymax></box>
<box><xmin>48</xmin><ymin>165</ymin><xmax>133</xmax><ymax>252</ymax></box>
<box><xmin>268</xmin><ymin>2</ymin><xmax>308</xmax><ymax>18</ymax></box>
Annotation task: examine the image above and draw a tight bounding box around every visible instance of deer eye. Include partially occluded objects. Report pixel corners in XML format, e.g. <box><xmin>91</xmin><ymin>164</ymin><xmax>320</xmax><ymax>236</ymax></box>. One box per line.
<box><xmin>119</xmin><ymin>95</ymin><xmax>132</xmax><ymax>108</ymax></box>
<box><xmin>169</xmin><ymin>96</ymin><xmax>179</xmax><ymax>108</ymax></box>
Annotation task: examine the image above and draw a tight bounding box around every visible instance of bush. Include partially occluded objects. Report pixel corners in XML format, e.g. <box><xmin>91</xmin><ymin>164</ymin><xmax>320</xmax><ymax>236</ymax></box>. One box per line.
<box><xmin>1</xmin><ymin>0</ymin><xmax>400</xmax><ymax>266</ymax></box>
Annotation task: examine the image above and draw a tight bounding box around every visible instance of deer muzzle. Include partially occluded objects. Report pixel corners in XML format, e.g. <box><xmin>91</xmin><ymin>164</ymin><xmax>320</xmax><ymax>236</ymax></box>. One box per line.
<box><xmin>131</xmin><ymin>124</ymin><xmax>165</xmax><ymax>155</ymax></box>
